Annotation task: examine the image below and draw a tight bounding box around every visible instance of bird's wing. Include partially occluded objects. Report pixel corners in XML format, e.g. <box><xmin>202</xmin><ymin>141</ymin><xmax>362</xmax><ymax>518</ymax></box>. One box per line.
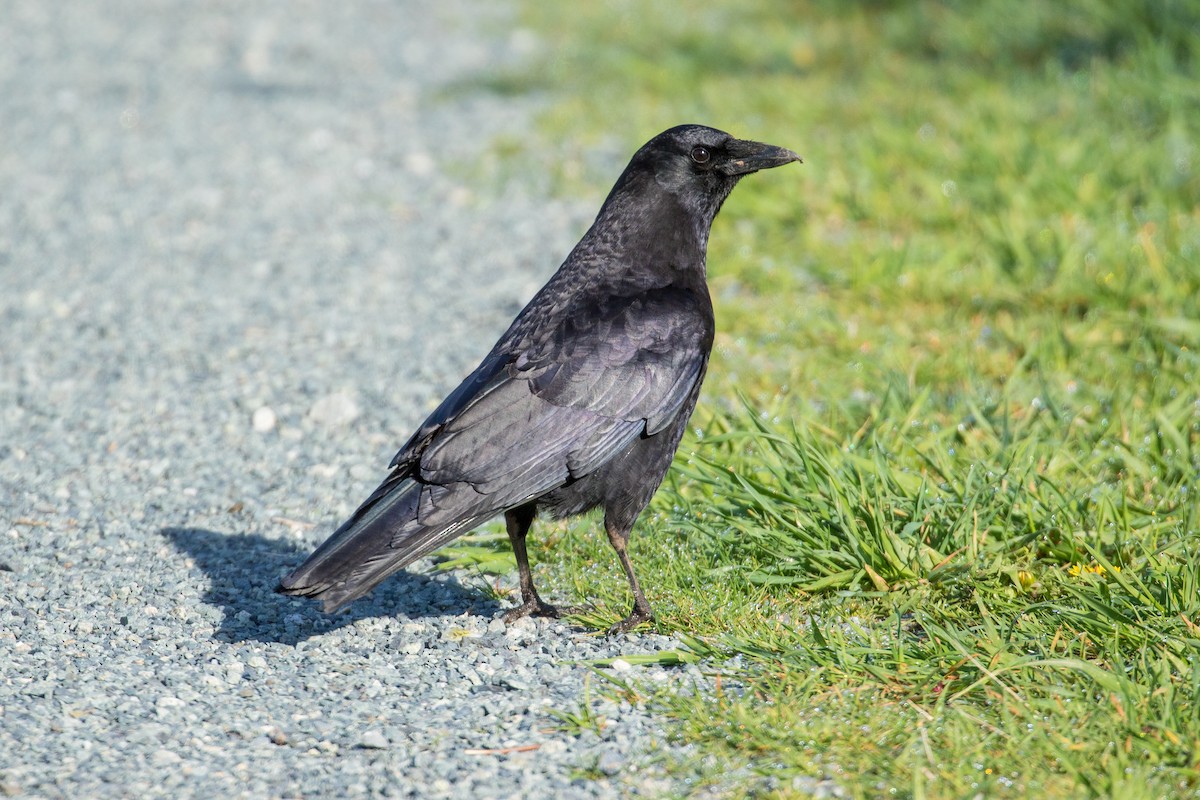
<box><xmin>389</xmin><ymin>350</ymin><xmax>511</xmax><ymax>470</ymax></box>
<box><xmin>410</xmin><ymin>286</ymin><xmax>711</xmax><ymax>512</ymax></box>
<box><xmin>520</xmin><ymin>289</ymin><xmax>710</xmax><ymax>436</ymax></box>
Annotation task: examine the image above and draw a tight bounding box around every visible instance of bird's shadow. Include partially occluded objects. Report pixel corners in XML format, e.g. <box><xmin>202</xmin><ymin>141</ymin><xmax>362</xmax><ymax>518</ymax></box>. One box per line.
<box><xmin>160</xmin><ymin>526</ymin><xmax>503</xmax><ymax>645</ymax></box>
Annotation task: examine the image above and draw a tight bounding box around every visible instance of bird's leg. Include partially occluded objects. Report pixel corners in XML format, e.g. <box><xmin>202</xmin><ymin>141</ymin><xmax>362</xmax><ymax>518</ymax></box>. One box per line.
<box><xmin>605</xmin><ymin>518</ymin><xmax>654</xmax><ymax>634</ymax></box>
<box><xmin>501</xmin><ymin>504</ymin><xmax>579</xmax><ymax>622</ymax></box>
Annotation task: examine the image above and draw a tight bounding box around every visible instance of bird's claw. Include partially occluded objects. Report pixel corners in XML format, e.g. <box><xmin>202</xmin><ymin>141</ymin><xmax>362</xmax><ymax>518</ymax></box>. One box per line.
<box><xmin>502</xmin><ymin>599</ymin><xmax>583</xmax><ymax>624</ymax></box>
<box><xmin>606</xmin><ymin>607</ymin><xmax>654</xmax><ymax>635</ymax></box>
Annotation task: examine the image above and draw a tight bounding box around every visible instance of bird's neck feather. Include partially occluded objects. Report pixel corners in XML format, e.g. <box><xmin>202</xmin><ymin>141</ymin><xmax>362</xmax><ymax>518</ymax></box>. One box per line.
<box><xmin>574</xmin><ymin>177</ymin><xmax>713</xmax><ymax>290</ymax></box>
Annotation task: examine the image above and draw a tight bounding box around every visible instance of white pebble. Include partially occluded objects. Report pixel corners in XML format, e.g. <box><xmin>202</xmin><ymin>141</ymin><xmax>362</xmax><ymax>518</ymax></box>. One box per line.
<box><xmin>307</xmin><ymin>391</ymin><xmax>360</xmax><ymax>428</ymax></box>
<box><xmin>358</xmin><ymin>730</ymin><xmax>389</xmax><ymax>750</ymax></box>
<box><xmin>150</xmin><ymin>748</ymin><xmax>182</xmax><ymax>766</ymax></box>
<box><xmin>252</xmin><ymin>406</ymin><xmax>277</xmax><ymax>433</ymax></box>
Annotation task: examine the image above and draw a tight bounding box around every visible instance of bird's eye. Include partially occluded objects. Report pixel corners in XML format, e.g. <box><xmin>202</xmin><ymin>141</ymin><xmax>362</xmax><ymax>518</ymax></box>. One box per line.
<box><xmin>690</xmin><ymin>146</ymin><xmax>711</xmax><ymax>165</ymax></box>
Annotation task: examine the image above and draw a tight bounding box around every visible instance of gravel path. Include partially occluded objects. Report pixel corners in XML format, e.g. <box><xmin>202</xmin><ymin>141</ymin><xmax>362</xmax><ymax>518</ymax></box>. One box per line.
<box><xmin>0</xmin><ymin>3</ymin><xmax>702</xmax><ymax>796</ymax></box>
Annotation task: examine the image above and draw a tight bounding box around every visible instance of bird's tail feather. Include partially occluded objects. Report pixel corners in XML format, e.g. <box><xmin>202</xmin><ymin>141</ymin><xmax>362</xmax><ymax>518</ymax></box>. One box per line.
<box><xmin>275</xmin><ymin>476</ymin><xmax>489</xmax><ymax>612</ymax></box>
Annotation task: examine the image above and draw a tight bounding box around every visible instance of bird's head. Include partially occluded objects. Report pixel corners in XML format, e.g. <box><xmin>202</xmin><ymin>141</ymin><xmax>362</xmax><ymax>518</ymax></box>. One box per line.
<box><xmin>624</xmin><ymin>124</ymin><xmax>802</xmax><ymax>224</ymax></box>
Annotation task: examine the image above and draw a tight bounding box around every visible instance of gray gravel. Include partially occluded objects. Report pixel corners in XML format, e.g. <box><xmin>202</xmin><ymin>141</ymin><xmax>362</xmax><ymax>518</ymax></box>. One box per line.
<box><xmin>0</xmin><ymin>2</ymin><xmax>705</xmax><ymax>796</ymax></box>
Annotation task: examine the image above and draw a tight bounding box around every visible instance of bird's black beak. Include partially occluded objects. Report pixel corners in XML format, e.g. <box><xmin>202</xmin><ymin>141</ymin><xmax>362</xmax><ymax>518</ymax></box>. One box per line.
<box><xmin>718</xmin><ymin>139</ymin><xmax>803</xmax><ymax>176</ymax></box>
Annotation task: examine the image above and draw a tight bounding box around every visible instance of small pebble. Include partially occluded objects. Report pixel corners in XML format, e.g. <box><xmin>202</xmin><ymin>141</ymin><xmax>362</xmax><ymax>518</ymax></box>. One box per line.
<box><xmin>597</xmin><ymin>749</ymin><xmax>623</xmax><ymax>776</ymax></box>
<box><xmin>357</xmin><ymin>730</ymin><xmax>389</xmax><ymax>750</ymax></box>
<box><xmin>307</xmin><ymin>391</ymin><xmax>361</xmax><ymax>428</ymax></box>
<box><xmin>252</xmin><ymin>407</ymin><xmax>277</xmax><ymax>433</ymax></box>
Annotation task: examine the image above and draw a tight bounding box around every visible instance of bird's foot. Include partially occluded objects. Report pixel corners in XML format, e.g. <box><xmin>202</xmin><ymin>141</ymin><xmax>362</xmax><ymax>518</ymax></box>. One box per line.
<box><xmin>606</xmin><ymin>606</ymin><xmax>654</xmax><ymax>635</ymax></box>
<box><xmin>502</xmin><ymin>598</ymin><xmax>583</xmax><ymax>624</ymax></box>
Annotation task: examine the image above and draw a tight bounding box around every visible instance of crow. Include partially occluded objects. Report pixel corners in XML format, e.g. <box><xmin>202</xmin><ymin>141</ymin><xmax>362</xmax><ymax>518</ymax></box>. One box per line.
<box><xmin>277</xmin><ymin>124</ymin><xmax>801</xmax><ymax>633</ymax></box>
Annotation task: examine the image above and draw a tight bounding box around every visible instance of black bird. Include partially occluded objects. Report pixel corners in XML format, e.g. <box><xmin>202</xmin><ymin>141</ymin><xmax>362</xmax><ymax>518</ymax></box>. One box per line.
<box><xmin>277</xmin><ymin>124</ymin><xmax>801</xmax><ymax>633</ymax></box>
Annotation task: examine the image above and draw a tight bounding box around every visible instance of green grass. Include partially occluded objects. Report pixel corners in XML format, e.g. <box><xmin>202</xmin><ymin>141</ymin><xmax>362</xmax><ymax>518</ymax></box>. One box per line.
<box><xmin>446</xmin><ymin>1</ymin><xmax>1200</xmax><ymax>796</ymax></box>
